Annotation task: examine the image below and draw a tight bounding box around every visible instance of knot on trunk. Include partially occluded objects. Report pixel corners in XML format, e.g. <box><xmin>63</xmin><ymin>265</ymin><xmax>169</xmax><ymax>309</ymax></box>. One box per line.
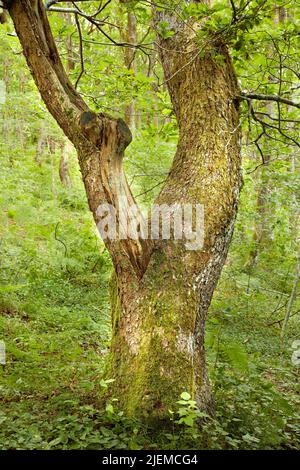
<box><xmin>79</xmin><ymin>111</ymin><xmax>132</xmax><ymax>155</ymax></box>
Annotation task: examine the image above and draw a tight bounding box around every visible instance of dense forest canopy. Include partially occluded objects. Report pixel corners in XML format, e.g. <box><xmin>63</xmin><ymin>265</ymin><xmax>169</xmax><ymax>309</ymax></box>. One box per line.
<box><xmin>0</xmin><ymin>0</ymin><xmax>299</xmax><ymax>450</ymax></box>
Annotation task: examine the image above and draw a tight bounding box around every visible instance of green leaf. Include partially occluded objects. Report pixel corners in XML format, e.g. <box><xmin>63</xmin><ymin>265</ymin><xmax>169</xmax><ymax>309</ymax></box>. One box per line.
<box><xmin>180</xmin><ymin>392</ymin><xmax>191</xmax><ymax>401</ymax></box>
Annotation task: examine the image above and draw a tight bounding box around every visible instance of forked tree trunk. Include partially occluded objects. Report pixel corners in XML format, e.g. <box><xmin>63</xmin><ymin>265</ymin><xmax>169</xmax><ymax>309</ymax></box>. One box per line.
<box><xmin>7</xmin><ymin>0</ymin><xmax>242</xmax><ymax>419</ymax></box>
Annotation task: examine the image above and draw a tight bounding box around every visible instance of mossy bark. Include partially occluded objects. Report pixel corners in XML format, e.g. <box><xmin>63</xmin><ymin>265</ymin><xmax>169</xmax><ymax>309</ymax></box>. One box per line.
<box><xmin>107</xmin><ymin>249</ymin><xmax>213</xmax><ymax>419</ymax></box>
<box><xmin>107</xmin><ymin>20</ymin><xmax>242</xmax><ymax>418</ymax></box>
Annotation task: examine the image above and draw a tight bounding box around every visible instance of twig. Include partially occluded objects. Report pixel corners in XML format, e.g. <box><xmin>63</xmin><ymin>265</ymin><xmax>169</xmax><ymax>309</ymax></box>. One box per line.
<box><xmin>135</xmin><ymin>179</ymin><xmax>167</xmax><ymax>199</ymax></box>
<box><xmin>266</xmin><ymin>309</ymin><xmax>300</xmax><ymax>327</ymax></box>
<box><xmin>54</xmin><ymin>222</ymin><xmax>68</xmax><ymax>257</ymax></box>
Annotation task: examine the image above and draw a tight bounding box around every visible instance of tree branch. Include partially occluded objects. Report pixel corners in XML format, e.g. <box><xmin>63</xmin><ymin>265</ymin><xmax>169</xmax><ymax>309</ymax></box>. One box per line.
<box><xmin>240</xmin><ymin>92</ymin><xmax>300</xmax><ymax>110</ymax></box>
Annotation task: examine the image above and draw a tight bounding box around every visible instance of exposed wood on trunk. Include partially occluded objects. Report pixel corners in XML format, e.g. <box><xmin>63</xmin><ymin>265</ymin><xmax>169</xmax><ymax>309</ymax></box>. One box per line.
<box><xmin>35</xmin><ymin>121</ymin><xmax>47</xmax><ymax>166</ymax></box>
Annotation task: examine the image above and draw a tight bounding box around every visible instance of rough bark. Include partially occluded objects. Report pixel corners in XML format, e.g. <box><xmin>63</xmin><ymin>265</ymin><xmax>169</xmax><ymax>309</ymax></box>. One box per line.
<box><xmin>7</xmin><ymin>0</ymin><xmax>242</xmax><ymax>420</ymax></box>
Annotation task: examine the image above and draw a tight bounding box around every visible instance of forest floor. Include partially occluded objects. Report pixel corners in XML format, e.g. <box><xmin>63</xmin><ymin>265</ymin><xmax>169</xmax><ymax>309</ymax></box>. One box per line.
<box><xmin>0</xmin><ymin>147</ymin><xmax>299</xmax><ymax>450</ymax></box>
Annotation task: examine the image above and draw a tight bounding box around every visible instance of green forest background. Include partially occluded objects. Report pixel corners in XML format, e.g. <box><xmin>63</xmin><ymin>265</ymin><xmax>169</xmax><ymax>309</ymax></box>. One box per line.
<box><xmin>0</xmin><ymin>0</ymin><xmax>299</xmax><ymax>450</ymax></box>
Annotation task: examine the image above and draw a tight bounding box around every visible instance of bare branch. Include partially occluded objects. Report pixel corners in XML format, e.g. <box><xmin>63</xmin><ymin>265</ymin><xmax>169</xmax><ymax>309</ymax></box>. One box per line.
<box><xmin>240</xmin><ymin>92</ymin><xmax>300</xmax><ymax>110</ymax></box>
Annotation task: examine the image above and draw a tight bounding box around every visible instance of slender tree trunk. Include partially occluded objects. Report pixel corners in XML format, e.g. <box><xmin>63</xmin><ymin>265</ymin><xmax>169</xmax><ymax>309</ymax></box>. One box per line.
<box><xmin>122</xmin><ymin>8</ymin><xmax>137</xmax><ymax>132</ymax></box>
<box><xmin>35</xmin><ymin>120</ymin><xmax>47</xmax><ymax>166</ymax></box>
<box><xmin>64</xmin><ymin>13</ymin><xmax>75</xmax><ymax>74</ymax></box>
<box><xmin>255</xmin><ymin>152</ymin><xmax>271</xmax><ymax>250</ymax></box>
<box><xmin>59</xmin><ymin>139</ymin><xmax>72</xmax><ymax>188</ymax></box>
<box><xmin>248</xmin><ymin>152</ymin><xmax>271</xmax><ymax>265</ymax></box>
<box><xmin>248</xmin><ymin>4</ymin><xmax>286</xmax><ymax>265</ymax></box>
<box><xmin>58</xmin><ymin>13</ymin><xmax>75</xmax><ymax>185</ymax></box>
<box><xmin>147</xmin><ymin>52</ymin><xmax>160</xmax><ymax>128</ymax></box>
<box><xmin>8</xmin><ymin>0</ymin><xmax>242</xmax><ymax>420</ymax></box>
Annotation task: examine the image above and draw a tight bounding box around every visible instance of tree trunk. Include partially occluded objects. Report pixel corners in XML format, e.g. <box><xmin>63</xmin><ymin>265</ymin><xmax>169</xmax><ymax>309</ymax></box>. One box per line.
<box><xmin>58</xmin><ymin>17</ymin><xmax>75</xmax><ymax>186</ymax></box>
<box><xmin>7</xmin><ymin>0</ymin><xmax>242</xmax><ymax>420</ymax></box>
<box><xmin>35</xmin><ymin>120</ymin><xmax>47</xmax><ymax>166</ymax></box>
<box><xmin>255</xmin><ymin>161</ymin><xmax>271</xmax><ymax>246</ymax></box>
<box><xmin>248</xmin><ymin>153</ymin><xmax>271</xmax><ymax>265</ymax></box>
<box><xmin>107</xmin><ymin>11</ymin><xmax>242</xmax><ymax>418</ymax></box>
<box><xmin>122</xmin><ymin>9</ymin><xmax>137</xmax><ymax>132</ymax></box>
<box><xmin>59</xmin><ymin>139</ymin><xmax>72</xmax><ymax>188</ymax></box>
<box><xmin>147</xmin><ymin>51</ymin><xmax>160</xmax><ymax>128</ymax></box>
<box><xmin>64</xmin><ymin>13</ymin><xmax>75</xmax><ymax>74</ymax></box>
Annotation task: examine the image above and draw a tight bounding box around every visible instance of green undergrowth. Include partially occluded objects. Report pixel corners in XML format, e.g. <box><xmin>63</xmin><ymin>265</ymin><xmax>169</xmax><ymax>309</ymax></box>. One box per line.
<box><xmin>0</xmin><ymin>132</ymin><xmax>299</xmax><ymax>450</ymax></box>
